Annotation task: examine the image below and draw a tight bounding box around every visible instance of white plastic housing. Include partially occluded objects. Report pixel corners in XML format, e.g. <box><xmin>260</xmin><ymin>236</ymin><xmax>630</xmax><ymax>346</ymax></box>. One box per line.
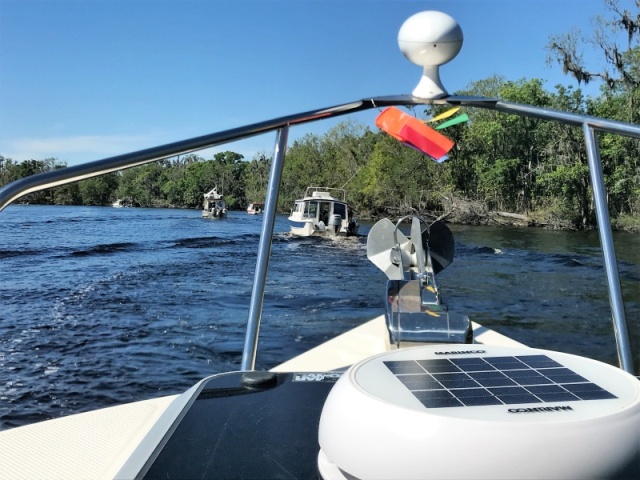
<box><xmin>318</xmin><ymin>345</ymin><xmax>640</xmax><ymax>479</ymax></box>
<box><xmin>398</xmin><ymin>11</ymin><xmax>463</xmax><ymax>99</ymax></box>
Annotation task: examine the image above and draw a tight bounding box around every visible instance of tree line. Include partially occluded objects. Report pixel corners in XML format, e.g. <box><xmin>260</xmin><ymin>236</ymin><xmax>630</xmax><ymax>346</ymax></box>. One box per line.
<box><xmin>0</xmin><ymin>151</ymin><xmax>269</xmax><ymax>211</ymax></box>
<box><xmin>1</xmin><ymin>1</ymin><xmax>639</xmax><ymax>230</ymax></box>
<box><xmin>1</xmin><ymin>74</ymin><xmax>639</xmax><ymax>230</ymax></box>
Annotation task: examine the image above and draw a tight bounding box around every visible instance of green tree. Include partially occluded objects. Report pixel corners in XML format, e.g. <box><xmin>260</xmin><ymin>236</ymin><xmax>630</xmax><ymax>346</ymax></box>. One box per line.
<box><xmin>243</xmin><ymin>153</ymin><xmax>271</xmax><ymax>206</ymax></box>
<box><xmin>53</xmin><ymin>183</ymin><xmax>82</xmax><ymax>205</ymax></box>
<box><xmin>280</xmin><ymin>121</ymin><xmax>376</xmax><ymax>212</ymax></box>
<box><xmin>547</xmin><ymin>0</ymin><xmax>640</xmax><ymax>224</ymax></box>
<box><xmin>453</xmin><ymin>77</ymin><xmax>553</xmax><ymax>213</ymax></box>
<box><xmin>78</xmin><ymin>173</ymin><xmax>120</xmax><ymax>205</ymax></box>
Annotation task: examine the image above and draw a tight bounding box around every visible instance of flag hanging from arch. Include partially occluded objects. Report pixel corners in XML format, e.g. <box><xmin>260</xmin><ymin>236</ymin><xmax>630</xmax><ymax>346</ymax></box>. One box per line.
<box><xmin>375</xmin><ymin>107</ymin><xmax>457</xmax><ymax>163</ymax></box>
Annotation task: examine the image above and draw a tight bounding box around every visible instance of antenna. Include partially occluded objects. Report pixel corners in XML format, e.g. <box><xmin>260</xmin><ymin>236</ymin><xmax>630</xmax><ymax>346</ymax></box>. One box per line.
<box><xmin>398</xmin><ymin>11</ymin><xmax>463</xmax><ymax>99</ymax></box>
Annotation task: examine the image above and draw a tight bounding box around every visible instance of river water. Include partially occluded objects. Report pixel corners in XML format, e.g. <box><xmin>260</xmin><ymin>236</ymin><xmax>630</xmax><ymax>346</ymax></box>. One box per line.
<box><xmin>0</xmin><ymin>205</ymin><xmax>638</xmax><ymax>429</ymax></box>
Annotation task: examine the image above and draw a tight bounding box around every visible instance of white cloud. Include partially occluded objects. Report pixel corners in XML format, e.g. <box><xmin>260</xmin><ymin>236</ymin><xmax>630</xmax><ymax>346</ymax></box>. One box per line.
<box><xmin>4</xmin><ymin>133</ymin><xmax>164</xmax><ymax>164</ymax></box>
<box><xmin>2</xmin><ymin>124</ymin><xmax>314</xmax><ymax>166</ymax></box>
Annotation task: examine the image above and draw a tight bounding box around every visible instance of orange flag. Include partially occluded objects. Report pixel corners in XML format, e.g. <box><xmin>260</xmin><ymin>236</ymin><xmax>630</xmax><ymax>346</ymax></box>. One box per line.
<box><xmin>375</xmin><ymin>107</ymin><xmax>455</xmax><ymax>162</ymax></box>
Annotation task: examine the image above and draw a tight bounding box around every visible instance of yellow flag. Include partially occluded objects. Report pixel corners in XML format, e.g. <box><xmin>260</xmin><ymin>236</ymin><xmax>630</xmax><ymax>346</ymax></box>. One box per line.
<box><xmin>426</xmin><ymin>107</ymin><xmax>460</xmax><ymax>123</ymax></box>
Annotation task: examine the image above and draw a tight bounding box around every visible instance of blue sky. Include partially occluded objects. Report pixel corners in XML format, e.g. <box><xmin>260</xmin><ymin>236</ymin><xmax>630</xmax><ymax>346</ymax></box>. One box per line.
<box><xmin>0</xmin><ymin>0</ymin><xmax>618</xmax><ymax>166</ymax></box>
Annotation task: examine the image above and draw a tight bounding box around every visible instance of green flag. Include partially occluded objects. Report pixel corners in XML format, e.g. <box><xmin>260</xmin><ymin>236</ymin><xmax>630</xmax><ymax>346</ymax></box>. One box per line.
<box><xmin>435</xmin><ymin>113</ymin><xmax>469</xmax><ymax>130</ymax></box>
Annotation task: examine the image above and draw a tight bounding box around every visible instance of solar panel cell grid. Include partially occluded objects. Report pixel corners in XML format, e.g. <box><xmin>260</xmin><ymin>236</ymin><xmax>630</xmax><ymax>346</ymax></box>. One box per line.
<box><xmin>383</xmin><ymin>355</ymin><xmax>617</xmax><ymax>408</ymax></box>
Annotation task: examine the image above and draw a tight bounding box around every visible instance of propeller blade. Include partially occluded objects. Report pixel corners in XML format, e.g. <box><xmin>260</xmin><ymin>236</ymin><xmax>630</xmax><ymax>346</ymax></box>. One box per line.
<box><xmin>427</xmin><ymin>221</ymin><xmax>455</xmax><ymax>274</ymax></box>
<box><xmin>411</xmin><ymin>216</ymin><xmax>426</xmax><ymax>274</ymax></box>
<box><xmin>367</xmin><ymin>218</ymin><xmax>409</xmax><ymax>280</ymax></box>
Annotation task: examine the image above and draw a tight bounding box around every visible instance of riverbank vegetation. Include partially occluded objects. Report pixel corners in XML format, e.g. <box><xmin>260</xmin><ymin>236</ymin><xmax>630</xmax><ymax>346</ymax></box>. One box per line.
<box><xmin>1</xmin><ymin>1</ymin><xmax>639</xmax><ymax>231</ymax></box>
<box><xmin>1</xmin><ymin>74</ymin><xmax>639</xmax><ymax>231</ymax></box>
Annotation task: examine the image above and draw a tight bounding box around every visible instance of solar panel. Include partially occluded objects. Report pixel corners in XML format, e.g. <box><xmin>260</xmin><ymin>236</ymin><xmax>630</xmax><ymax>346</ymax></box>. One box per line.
<box><xmin>384</xmin><ymin>354</ymin><xmax>617</xmax><ymax>408</ymax></box>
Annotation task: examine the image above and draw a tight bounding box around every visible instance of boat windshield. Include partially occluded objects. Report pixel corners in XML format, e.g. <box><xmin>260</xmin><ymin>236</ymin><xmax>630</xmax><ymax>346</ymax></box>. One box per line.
<box><xmin>304</xmin><ymin>201</ymin><xmax>317</xmax><ymax>218</ymax></box>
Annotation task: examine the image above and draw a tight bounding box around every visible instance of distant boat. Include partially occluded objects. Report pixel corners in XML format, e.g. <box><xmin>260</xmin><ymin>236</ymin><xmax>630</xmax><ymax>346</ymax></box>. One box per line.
<box><xmin>288</xmin><ymin>187</ymin><xmax>358</xmax><ymax>237</ymax></box>
<box><xmin>201</xmin><ymin>187</ymin><xmax>227</xmax><ymax>219</ymax></box>
<box><xmin>246</xmin><ymin>202</ymin><xmax>264</xmax><ymax>215</ymax></box>
<box><xmin>112</xmin><ymin>198</ymin><xmax>137</xmax><ymax>208</ymax></box>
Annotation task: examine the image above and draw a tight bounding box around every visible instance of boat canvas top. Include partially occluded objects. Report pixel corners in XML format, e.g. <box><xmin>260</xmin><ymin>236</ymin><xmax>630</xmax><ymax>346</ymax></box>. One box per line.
<box><xmin>204</xmin><ymin>187</ymin><xmax>223</xmax><ymax>199</ymax></box>
<box><xmin>0</xmin><ymin>9</ymin><xmax>638</xmax><ymax>480</ymax></box>
<box><xmin>297</xmin><ymin>187</ymin><xmax>347</xmax><ymax>203</ymax></box>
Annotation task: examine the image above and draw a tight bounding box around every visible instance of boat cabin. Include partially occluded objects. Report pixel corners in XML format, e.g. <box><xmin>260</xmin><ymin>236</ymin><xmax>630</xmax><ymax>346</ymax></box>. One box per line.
<box><xmin>288</xmin><ymin>188</ymin><xmax>358</xmax><ymax>237</ymax></box>
<box><xmin>292</xmin><ymin>193</ymin><xmax>350</xmax><ymax>224</ymax></box>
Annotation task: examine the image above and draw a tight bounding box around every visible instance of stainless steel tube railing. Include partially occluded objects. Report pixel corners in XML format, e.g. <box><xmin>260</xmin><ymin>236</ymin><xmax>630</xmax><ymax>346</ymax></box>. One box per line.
<box><xmin>241</xmin><ymin>126</ymin><xmax>289</xmax><ymax>371</ymax></box>
<box><xmin>583</xmin><ymin>124</ymin><xmax>634</xmax><ymax>372</ymax></box>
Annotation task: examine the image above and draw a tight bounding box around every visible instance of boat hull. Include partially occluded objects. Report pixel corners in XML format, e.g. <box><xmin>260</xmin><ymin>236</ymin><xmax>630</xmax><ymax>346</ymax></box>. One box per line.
<box><xmin>288</xmin><ymin>218</ymin><xmax>357</xmax><ymax>237</ymax></box>
<box><xmin>202</xmin><ymin>210</ymin><xmax>227</xmax><ymax>219</ymax></box>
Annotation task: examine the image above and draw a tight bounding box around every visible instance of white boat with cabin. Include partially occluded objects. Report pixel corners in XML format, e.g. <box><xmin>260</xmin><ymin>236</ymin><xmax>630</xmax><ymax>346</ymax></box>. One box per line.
<box><xmin>0</xmin><ymin>10</ymin><xmax>638</xmax><ymax>480</ymax></box>
<box><xmin>247</xmin><ymin>202</ymin><xmax>264</xmax><ymax>215</ymax></box>
<box><xmin>201</xmin><ymin>187</ymin><xmax>227</xmax><ymax>219</ymax></box>
<box><xmin>288</xmin><ymin>187</ymin><xmax>359</xmax><ymax>237</ymax></box>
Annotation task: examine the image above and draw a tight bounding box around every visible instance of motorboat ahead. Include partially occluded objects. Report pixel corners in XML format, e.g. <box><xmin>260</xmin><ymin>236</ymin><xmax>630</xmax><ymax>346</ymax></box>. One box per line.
<box><xmin>288</xmin><ymin>187</ymin><xmax>358</xmax><ymax>237</ymax></box>
<box><xmin>246</xmin><ymin>202</ymin><xmax>264</xmax><ymax>215</ymax></box>
<box><xmin>201</xmin><ymin>187</ymin><xmax>227</xmax><ymax>219</ymax></box>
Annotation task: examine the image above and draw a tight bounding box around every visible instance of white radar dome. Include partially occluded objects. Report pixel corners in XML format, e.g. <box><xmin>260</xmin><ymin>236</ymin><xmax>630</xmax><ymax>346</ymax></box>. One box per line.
<box><xmin>398</xmin><ymin>11</ymin><xmax>463</xmax><ymax>99</ymax></box>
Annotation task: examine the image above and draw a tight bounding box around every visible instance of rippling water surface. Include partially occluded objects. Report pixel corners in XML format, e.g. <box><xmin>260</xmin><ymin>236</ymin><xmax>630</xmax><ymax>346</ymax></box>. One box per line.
<box><xmin>1</xmin><ymin>205</ymin><xmax>638</xmax><ymax>429</ymax></box>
